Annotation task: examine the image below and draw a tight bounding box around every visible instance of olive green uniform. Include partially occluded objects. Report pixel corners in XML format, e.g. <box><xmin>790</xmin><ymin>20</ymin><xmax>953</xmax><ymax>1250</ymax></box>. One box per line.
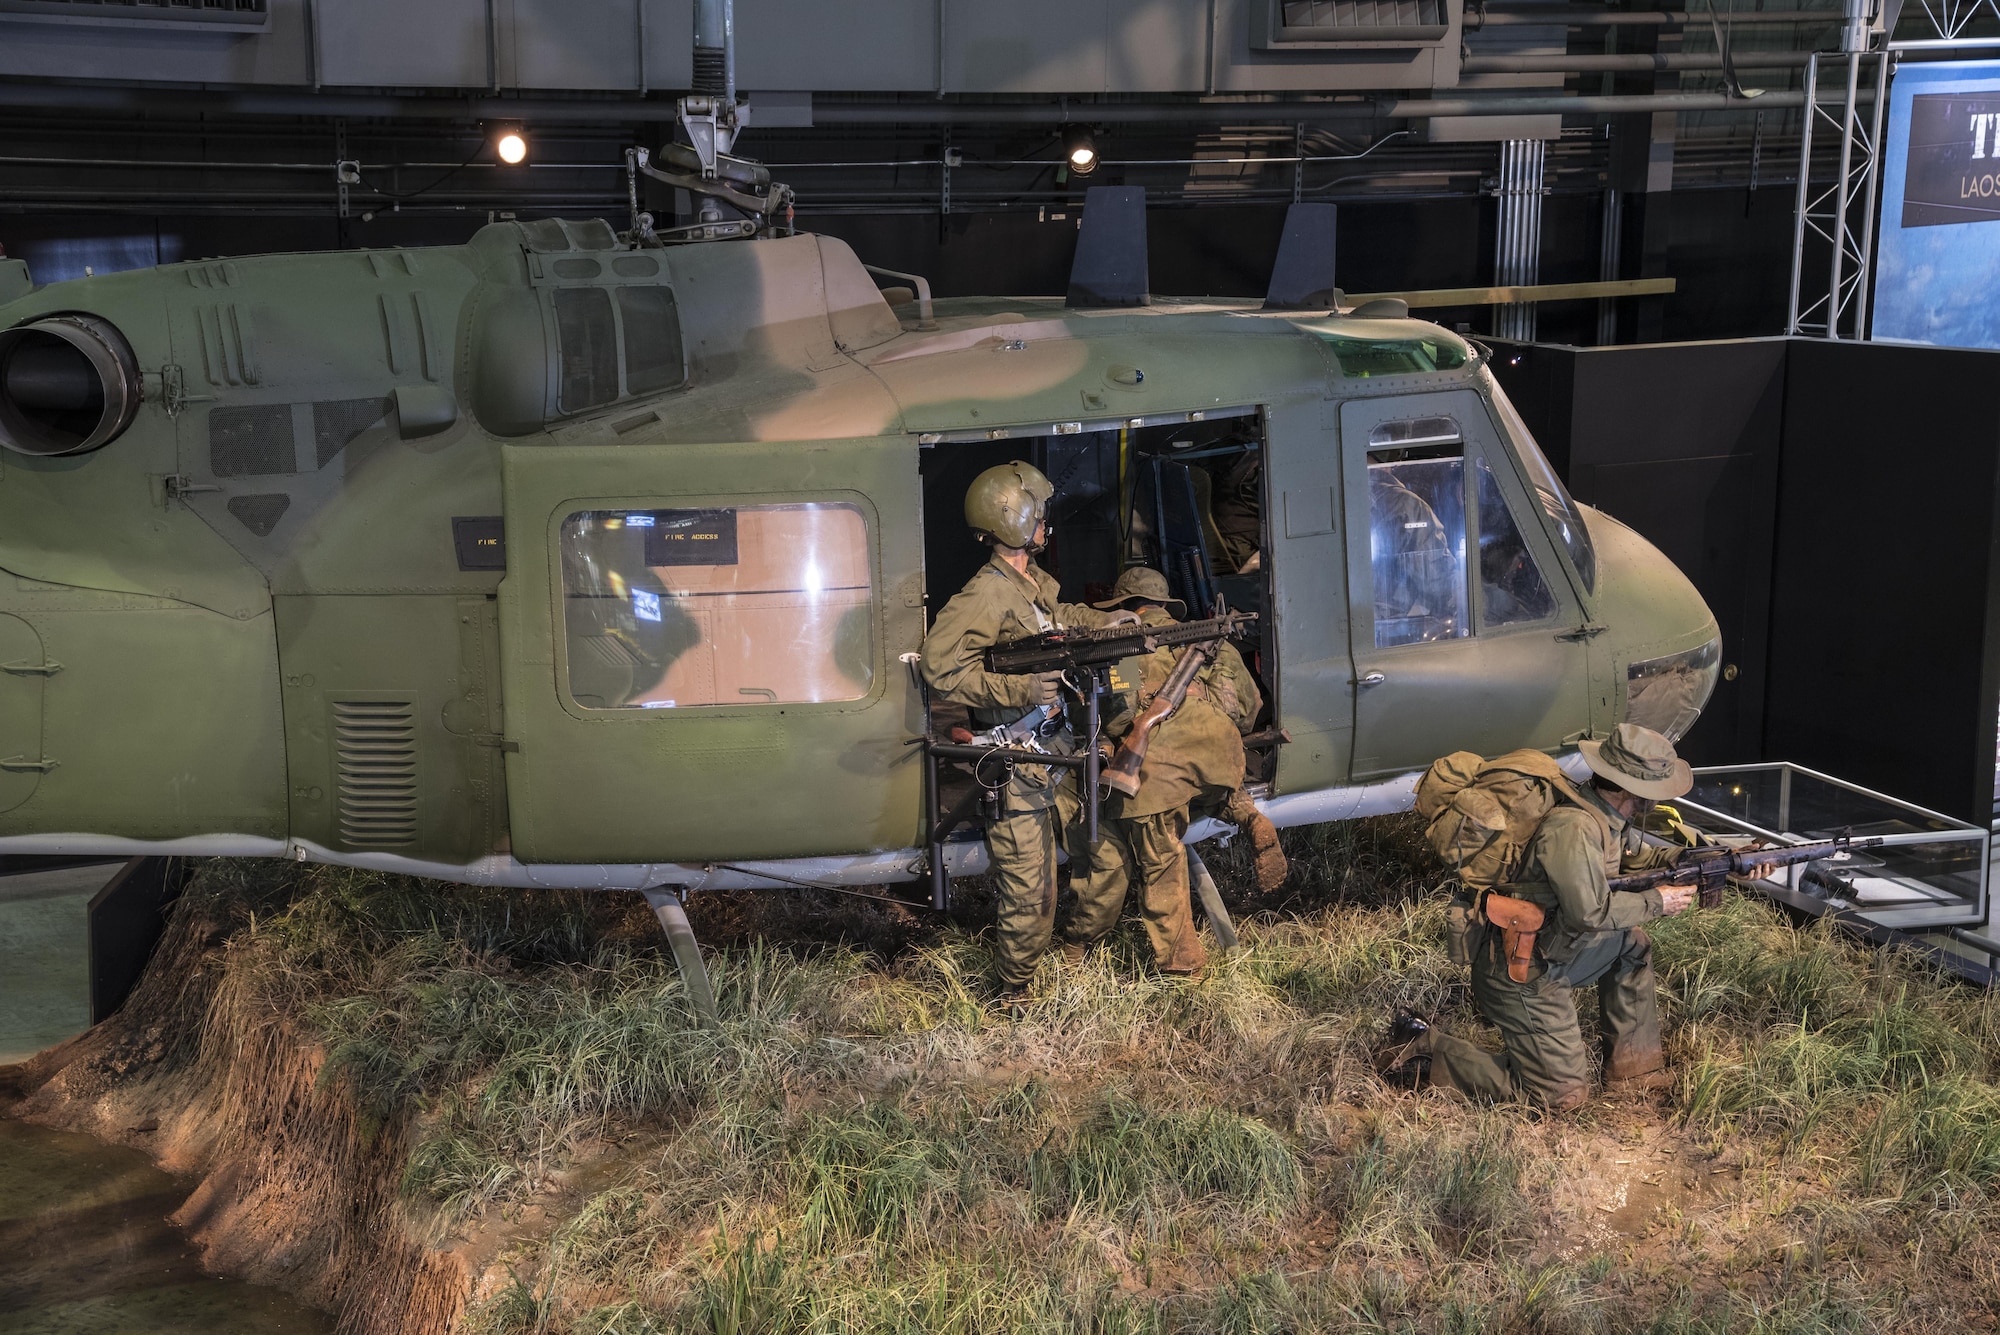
<box><xmin>1422</xmin><ymin>784</ymin><xmax>1681</xmax><ymax>1110</ymax></box>
<box><xmin>1064</xmin><ymin>606</ymin><xmax>1262</xmax><ymax>973</ymax></box>
<box><xmin>921</xmin><ymin>553</ymin><xmax>1117</xmax><ymax>987</ymax></box>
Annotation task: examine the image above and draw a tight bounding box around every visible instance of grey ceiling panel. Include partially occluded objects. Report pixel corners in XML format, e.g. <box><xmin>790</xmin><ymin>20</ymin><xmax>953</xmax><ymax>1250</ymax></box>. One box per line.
<box><xmin>737</xmin><ymin>0</ymin><xmax>937</xmax><ymax>91</ymax></box>
<box><xmin>943</xmin><ymin>0</ymin><xmax>1209</xmax><ymax>93</ymax></box>
<box><xmin>318</xmin><ymin>0</ymin><xmax>489</xmax><ymax>88</ymax></box>
<box><xmin>641</xmin><ymin>0</ymin><xmax>694</xmax><ymax>91</ymax></box>
<box><xmin>0</xmin><ymin>0</ymin><xmax>309</xmax><ymax>83</ymax></box>
<box><xmin>942</xmin><ymin>0</ymin><xmax>1107</xmax><ymax>93</ymax></box>
<box><xmin>510</xmin><ymin>0</ymin><xmax>644</xmax><ymax>89</ymax></box>
<box><xmin>1108</xmin><ymin>0</ymin><xmax>1207</xmax><ymax>92</ymax></box>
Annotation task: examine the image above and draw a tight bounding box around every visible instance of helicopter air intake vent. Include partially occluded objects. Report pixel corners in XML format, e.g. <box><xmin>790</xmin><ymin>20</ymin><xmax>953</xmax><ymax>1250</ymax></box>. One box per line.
<box><xmin>333</xmin><ymin>699</ymin><xmax>418</xmax><ymax>849</ymax></box>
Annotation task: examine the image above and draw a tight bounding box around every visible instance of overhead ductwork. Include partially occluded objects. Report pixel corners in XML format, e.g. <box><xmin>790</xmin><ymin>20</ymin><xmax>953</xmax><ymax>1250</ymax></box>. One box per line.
<box><xmin>0</xmin><ymin>315</ymin><xmax>142</xmax><ymax>457</ymax></box>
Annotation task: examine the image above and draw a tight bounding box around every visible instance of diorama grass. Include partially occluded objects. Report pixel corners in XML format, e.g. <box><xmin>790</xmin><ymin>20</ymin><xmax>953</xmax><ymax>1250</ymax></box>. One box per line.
<box><xmin>149</xmin><ymin>817</ymin><xmax>2000</xmax><ymax>1332</ymax></box>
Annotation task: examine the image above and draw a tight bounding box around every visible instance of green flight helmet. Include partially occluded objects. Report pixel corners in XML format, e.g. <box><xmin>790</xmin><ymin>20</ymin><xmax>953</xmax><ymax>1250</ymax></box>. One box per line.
<box><xmin>964</xmin><ymin>460</ymin><xmax>1054</xmax><ymax>550</ymax></box>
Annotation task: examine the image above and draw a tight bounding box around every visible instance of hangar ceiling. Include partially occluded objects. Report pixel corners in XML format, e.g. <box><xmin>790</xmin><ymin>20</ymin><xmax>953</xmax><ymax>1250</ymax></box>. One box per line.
<box><xmin>0</xmin><ymin>0</ymin><xmax>1988</xmax><ymax>343</ymax></box>
<box><xmin>0</xmin><ymin>0</ymin><xmax>1906</xmax><ymax>219</ymax></box>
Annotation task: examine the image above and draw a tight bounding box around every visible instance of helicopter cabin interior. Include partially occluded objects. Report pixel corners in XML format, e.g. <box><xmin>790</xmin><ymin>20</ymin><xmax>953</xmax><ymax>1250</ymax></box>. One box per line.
<box><xmin>916</xmin><ymin>409</ymin><xmax>1283</xmax><ymax>786</ymax></box>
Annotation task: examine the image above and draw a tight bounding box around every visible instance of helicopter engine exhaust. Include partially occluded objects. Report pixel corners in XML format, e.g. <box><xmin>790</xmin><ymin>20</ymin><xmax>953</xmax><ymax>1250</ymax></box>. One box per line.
<box><xmin>0</xmin><ymin>314</ymin><xmax>141</xmax><ymax>457</ymax></box>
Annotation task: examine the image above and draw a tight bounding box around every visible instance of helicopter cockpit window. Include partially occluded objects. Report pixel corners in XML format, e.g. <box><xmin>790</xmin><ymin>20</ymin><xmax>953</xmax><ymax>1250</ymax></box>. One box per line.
<box><xmin>1488</xmin><ymin>384</ymin><xmax>1597</xmax><ymax>594</ymax></box>
<box><xmin>1475</xmin><ymin>457</ymin><xmax>1558</xmax><ymax>627</ymax></box>
<box><xmin>559</xmin><ymin>502</ymin><xmax>875</xmax><ymax>710</ymax></box>
<box><xmin>1366</xmin><ymin>423</ymin><xmax>1469</xmax><ymax>648</ymax></box>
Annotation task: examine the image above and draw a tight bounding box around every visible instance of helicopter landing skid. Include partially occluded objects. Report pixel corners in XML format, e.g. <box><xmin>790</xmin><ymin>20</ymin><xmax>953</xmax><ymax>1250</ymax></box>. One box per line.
<box><xmin>640</xmin><ymin>886</ymin><xmax>720</xmax><ymax>1030</ymax></box>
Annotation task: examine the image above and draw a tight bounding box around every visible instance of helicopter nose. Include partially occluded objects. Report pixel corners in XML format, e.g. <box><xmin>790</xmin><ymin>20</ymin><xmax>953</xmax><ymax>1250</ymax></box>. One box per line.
<box><xmin>1578</xmin><ymin>506</ymin><xmax>1722</xmax><ymax>742</ymax></box>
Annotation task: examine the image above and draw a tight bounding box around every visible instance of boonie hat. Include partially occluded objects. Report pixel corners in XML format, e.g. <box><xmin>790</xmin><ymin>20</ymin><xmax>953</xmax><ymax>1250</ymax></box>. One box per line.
<box><xmin>1091</xmin><ymin>566</ymin><xmax>1187</xmax><ymax>619</ymax></box>
<box><xmin>1578</xmin><ymin>722</ymin><xmax>1693</xmax><ymax>801</ymax></box>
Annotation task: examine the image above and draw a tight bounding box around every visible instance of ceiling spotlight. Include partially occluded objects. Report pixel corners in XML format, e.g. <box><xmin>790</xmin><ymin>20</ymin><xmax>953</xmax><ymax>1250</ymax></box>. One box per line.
<box><xmin>494</xmin><ymin>127</ymin><xmax>529</xmax><ymax>165</ymax></box>
<box><xmin>1062</xmin><ymin>125</ymin><xmax>1098</xmax><ymax>176</ymax></box>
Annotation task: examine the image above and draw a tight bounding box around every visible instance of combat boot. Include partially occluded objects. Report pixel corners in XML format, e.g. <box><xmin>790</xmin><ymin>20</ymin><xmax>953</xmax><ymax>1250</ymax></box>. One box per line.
<box><xmin>1224</xmin><ymin>791</ymin><xmax>1288</xmax><ymax>891</ymax></box>
<box><xmin>1375</xmin><ymin>1009</ymin><xmax>1433</xmax><ymax>1090</ymax></box>
<box><xmin>1247</xmin><ymin>810</ymin><xmax>1288</xmax><ymax>891</ymax></box>
<box><xmin>988</xmin><ymin>980</ymin><xmax>1033</xmax><ymax>1020</ymax></box>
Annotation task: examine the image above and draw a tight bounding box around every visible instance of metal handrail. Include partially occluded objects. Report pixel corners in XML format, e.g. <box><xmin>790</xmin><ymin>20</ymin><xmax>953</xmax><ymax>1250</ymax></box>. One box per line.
<box><xmin>862</xmin><ymin>263</ymin><xmax>936</xmax><ymax>330</ymax></box>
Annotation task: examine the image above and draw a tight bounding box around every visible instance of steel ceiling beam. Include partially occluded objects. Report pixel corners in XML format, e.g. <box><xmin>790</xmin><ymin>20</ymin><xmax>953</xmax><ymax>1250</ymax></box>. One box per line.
<box><xmin>0</xmin><ymin>80</ymin><xmax>1815</xmax><ymax>125</ymax></box>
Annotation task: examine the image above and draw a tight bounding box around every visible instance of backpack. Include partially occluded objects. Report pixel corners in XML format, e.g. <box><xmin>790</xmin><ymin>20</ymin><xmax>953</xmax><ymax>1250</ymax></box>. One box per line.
<box><xmin>1415</xmin><ymin>748</ymin><xmax>1598</xmax><ymax>891</ymax></box>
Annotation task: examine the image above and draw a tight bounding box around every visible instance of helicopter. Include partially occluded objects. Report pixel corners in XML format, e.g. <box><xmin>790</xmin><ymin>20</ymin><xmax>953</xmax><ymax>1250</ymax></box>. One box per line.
<box><xmin>0</xmin><ymin>58</ymin><xmax>1720</xmax><ymax>1015</ymax></box>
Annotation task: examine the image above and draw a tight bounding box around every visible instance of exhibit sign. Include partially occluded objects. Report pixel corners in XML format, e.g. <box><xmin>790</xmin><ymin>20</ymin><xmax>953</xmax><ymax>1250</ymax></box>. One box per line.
<box><xmin>1877</xmin><ymin>60</ymin><xmax>2000</xmax><ymax>347</ymax></box>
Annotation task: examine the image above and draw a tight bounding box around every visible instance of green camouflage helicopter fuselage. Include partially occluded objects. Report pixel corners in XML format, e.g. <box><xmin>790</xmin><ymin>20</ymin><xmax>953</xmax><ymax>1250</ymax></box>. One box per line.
<box><xmin>0</xmin><ymin>216</ymin><xmax>1718</xmax><ymax>892</ymax></box>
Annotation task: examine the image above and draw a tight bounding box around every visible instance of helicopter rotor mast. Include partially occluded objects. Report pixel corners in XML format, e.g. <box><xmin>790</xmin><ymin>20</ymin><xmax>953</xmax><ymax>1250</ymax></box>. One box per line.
<box><xmin>623</xmin><ymin>0</ymin><xmax>795</xmax><ymax>244</ymax></box>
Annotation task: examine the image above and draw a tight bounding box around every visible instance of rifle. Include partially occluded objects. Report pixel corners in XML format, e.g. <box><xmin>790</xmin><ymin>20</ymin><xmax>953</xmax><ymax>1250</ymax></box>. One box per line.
<box><xmin>1608</xmin><ymin>835</ymin><xmax>1885</xmax><ymax>909</ymax></box>
<box><xmin>1101</xmin><ymin>637</ymin><xmax>1223</xmax><ymax>797</ymax></box>
<box><xmin>983</xmin><ymin>609</ymin><xmax>1258</xmax><ymax>677</ymax></box>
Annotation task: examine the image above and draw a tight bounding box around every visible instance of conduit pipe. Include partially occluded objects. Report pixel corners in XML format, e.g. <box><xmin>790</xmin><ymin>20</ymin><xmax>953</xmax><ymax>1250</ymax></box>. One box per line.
<box><xmin>1478</xmin><ymin>7</ymin><xmax>1839</xmax><ymax>22</ymax></box>
<box><xmin>1461</xmin><ymin>50</ymin><xmax>1818</xmax><ymax>72</ymax></box>
<box><xmin>810</xmin><ymin>91</ymin><xmax>1824</xmax><ymax>120</ymax></box>
<box><xmin>0</xmin><ymin>83</ymin><xmax>1839</xmax><ymax>123</ymax></box>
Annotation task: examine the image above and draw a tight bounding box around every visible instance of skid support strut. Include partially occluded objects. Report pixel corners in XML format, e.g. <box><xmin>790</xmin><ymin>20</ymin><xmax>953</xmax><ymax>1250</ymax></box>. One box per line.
<box><xmin>1185</xmin><ymin>847</ymin><xmax>1240</xmax><ymax>951</ymax></box>
<box><xmin>641</xmin><ymin>886</ymin><xmax>719</xmax><ymax>1029</ymax></box>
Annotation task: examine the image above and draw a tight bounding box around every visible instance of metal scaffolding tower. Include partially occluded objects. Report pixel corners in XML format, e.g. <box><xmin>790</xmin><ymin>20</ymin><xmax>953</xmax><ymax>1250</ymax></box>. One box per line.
<box><xmin>1785</xmin><ymin>0</ymin><xmax>1892</xmax><ymax>339</ymax></box>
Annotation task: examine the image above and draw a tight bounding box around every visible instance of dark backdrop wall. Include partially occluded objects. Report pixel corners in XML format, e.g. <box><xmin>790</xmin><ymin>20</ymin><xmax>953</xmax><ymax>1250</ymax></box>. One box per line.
<box><xmin>1498</xmin><ymin>335</ymin><xmax>2000</xmax><ymax>826</ymax></box>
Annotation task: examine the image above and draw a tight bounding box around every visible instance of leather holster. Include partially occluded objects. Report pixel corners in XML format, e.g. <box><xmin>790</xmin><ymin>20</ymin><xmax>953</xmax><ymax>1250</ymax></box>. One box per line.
<box><xmin>1482</xmin><ymin>892</ymin><xmax>1547</xmax><ymax>984</ymax></box>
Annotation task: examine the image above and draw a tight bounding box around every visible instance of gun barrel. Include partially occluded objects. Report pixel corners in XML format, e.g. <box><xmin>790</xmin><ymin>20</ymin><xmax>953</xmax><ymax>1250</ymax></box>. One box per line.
<box><xmin>1738</xmin><ymin>836</ymin><xmax>1886</xmax><ymax>871</ymax></box>
<box><xmin>1610</xmin><ymin>836</ymin><xmax>1887</xmax><ymax>894</ymax></box>
<box><xmin>984</xmin><ymin>610</ymin><xmax>1258</xmax><ymax>676</ymax></box>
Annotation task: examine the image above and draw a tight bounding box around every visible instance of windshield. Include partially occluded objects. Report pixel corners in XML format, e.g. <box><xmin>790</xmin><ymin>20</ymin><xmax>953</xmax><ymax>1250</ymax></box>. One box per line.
<box><xmin>1487</xmin><ymin>381</ymin><xmax>1596</xmax><ymax>594</ymax></box>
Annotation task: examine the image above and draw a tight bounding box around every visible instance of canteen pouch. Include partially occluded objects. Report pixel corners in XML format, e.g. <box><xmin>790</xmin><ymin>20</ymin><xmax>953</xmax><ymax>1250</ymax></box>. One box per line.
<box><xmin>1443</xmin><ymin>893</ymin><xmax>1481</xmax><ymax>967</ymax></box>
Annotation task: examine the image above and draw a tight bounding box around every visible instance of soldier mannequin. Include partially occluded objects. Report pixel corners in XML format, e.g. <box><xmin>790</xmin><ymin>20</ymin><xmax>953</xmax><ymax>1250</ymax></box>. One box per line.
<box><xmin>1384</xmin><ymin>724</ymin><xmax>1772</xmax><ymax>1110</ymax></box>
<box><xmin>1061</xmin><ymin>566</ymin><xmax>1286</xmax><ymax>976</ymax></box>
<box><xmin>919</xmin><ymin>462</ymin><xmax>1123</xmax><ymax>1001</ymax></box>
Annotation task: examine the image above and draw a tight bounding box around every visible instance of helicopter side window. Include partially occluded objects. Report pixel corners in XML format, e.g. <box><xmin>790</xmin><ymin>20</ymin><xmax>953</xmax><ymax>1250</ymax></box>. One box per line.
<box><xmin>554</xmin><ymin>288</ymin><xmax>620</xmax><ymax>413</ymax></box>
<box><xmin>1366</xmin><ymin>421</ymin><xmax>1468</xmax><ymax>648</ymax></box>
<box><xmin>552</xmin><ymin>283</ymin><xmax>689</xmax><ymax>417</ymax></box>
<box><xmin>1475</xmin><ymin>457</ymin><xmax>1558</xmax><ymax>627</ymax></box>
<box><xmin>559</xmin><ymin>502</ymin><xmax>875</xmax><ymax>710</ymax></box>
<box><xmin>617</xmin><ymin>286</ymin><xmax>687</xmax><ymax>396</ymax></box>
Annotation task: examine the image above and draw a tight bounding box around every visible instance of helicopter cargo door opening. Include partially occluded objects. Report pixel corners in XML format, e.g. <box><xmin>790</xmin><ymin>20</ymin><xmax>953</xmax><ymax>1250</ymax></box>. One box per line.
<box><xmin>1341</xmin><ymin>391</ymin><xmax>1590</xmax><ymax>779</ymax></box>
<box><xmin>498</xmin><ymin>437</ymin><xmax>925</xmax><ymax>865</ymax></box>
<box><xmin>914</xmin><ymin>408</ymin><xmax>1279</xmax><ymax>821</ymax></box>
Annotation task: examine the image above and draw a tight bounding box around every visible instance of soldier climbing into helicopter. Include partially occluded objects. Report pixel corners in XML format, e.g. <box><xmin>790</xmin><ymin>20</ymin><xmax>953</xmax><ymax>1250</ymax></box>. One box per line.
<box><xmin>1059</xmin><ymin>564</ymin><xmax>1288</xmax><ymax>979</ymax></box>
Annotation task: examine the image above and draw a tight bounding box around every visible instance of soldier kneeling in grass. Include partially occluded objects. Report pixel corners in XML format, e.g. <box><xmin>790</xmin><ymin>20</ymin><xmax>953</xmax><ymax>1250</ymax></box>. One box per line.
<box><xmin>1381</xmin><ymin>723</ymin><xmax>1773</xmax><ymax>1111</ymax></box>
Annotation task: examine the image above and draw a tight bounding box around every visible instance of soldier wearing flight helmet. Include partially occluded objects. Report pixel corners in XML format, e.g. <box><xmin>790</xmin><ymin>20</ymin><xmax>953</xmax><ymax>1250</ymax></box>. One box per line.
<box><xmin>919</xmin><ymin>461</ymin><xmax>1125</xmax><ymax>1004</ymax></box>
